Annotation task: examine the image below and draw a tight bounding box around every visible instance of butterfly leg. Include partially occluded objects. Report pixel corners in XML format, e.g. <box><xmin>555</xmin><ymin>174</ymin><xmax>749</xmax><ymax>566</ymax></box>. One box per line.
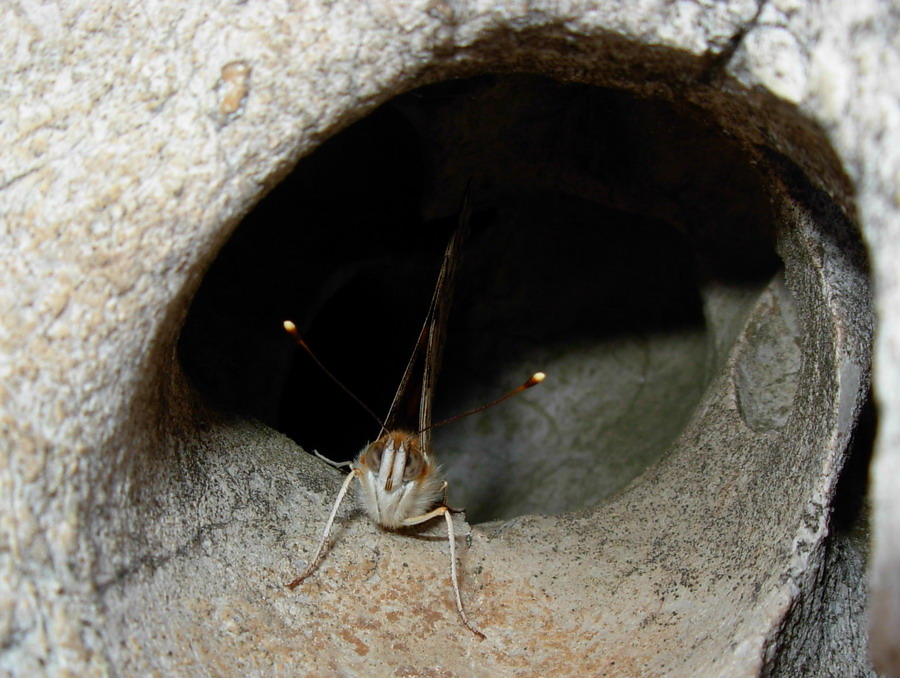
<box><xmin>287</xmin><ymin>468</ymin><xmax>361</xmax><ymax>589</ymax></box>
<box><xmin>436</xmin><ymin>480</ymin><xmax>466</xmax><ymax>514</ymax></box>
<box><xmin>403</xmin><ymin>506</ymin><xmax>485</xmax><ymax>639</ymax></box>
<box><xmin>312</xmin><ymin>449</ymin><xmax>352</xmax><ymax>468</ymax></box>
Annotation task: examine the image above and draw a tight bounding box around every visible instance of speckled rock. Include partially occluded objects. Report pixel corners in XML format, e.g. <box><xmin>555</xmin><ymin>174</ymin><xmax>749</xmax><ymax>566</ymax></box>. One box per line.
<box><xmin>1</xmin><ymin>1</ymin><xmax>896</xmax><ymax>676</ymax></box>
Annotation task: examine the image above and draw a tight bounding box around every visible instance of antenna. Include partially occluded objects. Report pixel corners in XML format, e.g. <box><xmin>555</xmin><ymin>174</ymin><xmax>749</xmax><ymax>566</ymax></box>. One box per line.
<box><xmin>282</xmin><ymin>320</ymin><xmax>385</xmax><ymax>433</ymax></box>
<box><xmin>414</xmin><ymin>371</ymin><xmax>546</xmax><ymax>437</ymax></box>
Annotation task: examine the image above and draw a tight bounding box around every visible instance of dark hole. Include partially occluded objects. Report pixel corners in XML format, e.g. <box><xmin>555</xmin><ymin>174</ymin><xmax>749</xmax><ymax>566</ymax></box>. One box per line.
<box><xmin>177</xmin><ymin>73</ymin><xmax>780</xmax><ymax>521</ymax></box>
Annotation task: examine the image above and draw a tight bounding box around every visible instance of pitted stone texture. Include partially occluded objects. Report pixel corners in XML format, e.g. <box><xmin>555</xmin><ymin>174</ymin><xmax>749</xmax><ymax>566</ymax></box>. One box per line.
<box><xmin>0</xmin><ymin>0</ymin><xmax>891</xmax><ymax>676</ymax></box>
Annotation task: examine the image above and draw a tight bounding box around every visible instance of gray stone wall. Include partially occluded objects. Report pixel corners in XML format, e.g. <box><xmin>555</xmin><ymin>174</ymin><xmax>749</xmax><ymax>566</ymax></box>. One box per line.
<box><xmin>1</xmin><ymin>1</ymin><xmax>897</xmax><ymax>676</ymax></box>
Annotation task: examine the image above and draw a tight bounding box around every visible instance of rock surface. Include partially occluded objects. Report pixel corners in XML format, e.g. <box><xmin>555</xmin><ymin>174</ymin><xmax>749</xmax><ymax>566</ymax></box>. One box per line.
<box><xmin>1</xmin><ymin>0</ymin><xmax>896</xmax><ymax>676</ymax></box>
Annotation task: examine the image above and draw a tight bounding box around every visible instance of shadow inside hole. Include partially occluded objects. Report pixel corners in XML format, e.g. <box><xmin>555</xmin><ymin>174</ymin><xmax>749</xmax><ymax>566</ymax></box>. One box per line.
<box><xmin>177</xmin><ymin>100</ymin><xmax>432</xmax><ymax>442</ymax></box>
<box><xmin>178</xmin><ymin>73</ymin><xmax>783</xmax><ymax>523</ymax></box>
<box><xmin>433</xmin><ymin>192</ymin><xmax>710</xmax><ymax>521</ymax></box>
<box><xmin>276</xmin><ymin>223</ymin><xmax>461</xmax><ymax>457</ymax></box>
<box><xmin>277</xmin><ymin>189</ymin><xmax>711</xmax><ymax>488</ymax></box>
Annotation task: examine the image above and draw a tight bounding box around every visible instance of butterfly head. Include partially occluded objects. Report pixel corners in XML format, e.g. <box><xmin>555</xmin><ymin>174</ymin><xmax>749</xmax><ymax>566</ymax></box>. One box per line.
<box><xmin>354</xmin><ymin>430</ymin><xmax>444</xmax><ymax>528</ymax></box>
<box><xmin>359</xmin><ymin>430</ymin><xmax>432</xmax><ymax>492</ymax></box>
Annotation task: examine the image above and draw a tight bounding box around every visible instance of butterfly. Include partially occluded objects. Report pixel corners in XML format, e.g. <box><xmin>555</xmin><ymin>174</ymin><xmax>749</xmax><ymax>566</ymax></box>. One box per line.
<box><xmin>283</xmin><ymin>184</ymin><xmax>544</xmax><ymax>639</ymax></box>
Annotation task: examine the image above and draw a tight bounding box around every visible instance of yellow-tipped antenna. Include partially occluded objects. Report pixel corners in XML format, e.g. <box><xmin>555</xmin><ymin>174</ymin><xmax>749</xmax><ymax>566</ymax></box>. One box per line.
<box><xmin>283</xmin><ymin>320</ymin><xmax>385</xmax><ymax>432</ymax></box>
<box><xmin>415</xmin><ymin>371</ymin><xmax>546</xmax><ymax>436</ymax></box>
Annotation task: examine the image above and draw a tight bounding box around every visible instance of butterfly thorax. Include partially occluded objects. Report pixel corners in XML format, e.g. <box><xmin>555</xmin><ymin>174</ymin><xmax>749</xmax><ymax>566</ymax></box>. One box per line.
<box><xmin>353</xmin><ymin>430</ymin><xmax>445</xmax><ymax>528</ymax></box>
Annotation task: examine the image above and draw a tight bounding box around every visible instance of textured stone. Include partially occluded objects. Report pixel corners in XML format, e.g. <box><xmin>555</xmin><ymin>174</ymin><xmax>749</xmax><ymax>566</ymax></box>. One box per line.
<box><xmin>0</xmin><ymin>0</ymin><xmax>896</xmax><ymax>676</ymax></box>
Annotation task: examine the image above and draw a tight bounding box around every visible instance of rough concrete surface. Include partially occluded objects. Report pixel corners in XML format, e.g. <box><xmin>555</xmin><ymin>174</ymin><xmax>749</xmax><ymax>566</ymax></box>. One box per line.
<box><xmin>0</xmin><ymin>0</ymin><xmax>896</xmax><ymax>676</ymax></box>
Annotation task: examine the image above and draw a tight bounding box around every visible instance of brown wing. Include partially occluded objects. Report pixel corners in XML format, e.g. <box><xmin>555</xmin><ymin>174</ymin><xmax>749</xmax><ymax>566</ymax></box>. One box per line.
<box><xmin>383</xmin><ymin>183</ymin><xmax>473</xmax><ymax>453</ymax></box>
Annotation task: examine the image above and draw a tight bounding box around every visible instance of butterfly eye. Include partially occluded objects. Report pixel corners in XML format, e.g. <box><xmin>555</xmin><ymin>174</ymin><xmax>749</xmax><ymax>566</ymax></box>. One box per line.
<box><xmin>365</xmin><ymin>440</ymin><xmax>385</xmax><ymax>469</ymax></box>
<box><xmin>403</xmin><ymin>450</ymin><xmax>426</xmax><ymax>482</ymax></box>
